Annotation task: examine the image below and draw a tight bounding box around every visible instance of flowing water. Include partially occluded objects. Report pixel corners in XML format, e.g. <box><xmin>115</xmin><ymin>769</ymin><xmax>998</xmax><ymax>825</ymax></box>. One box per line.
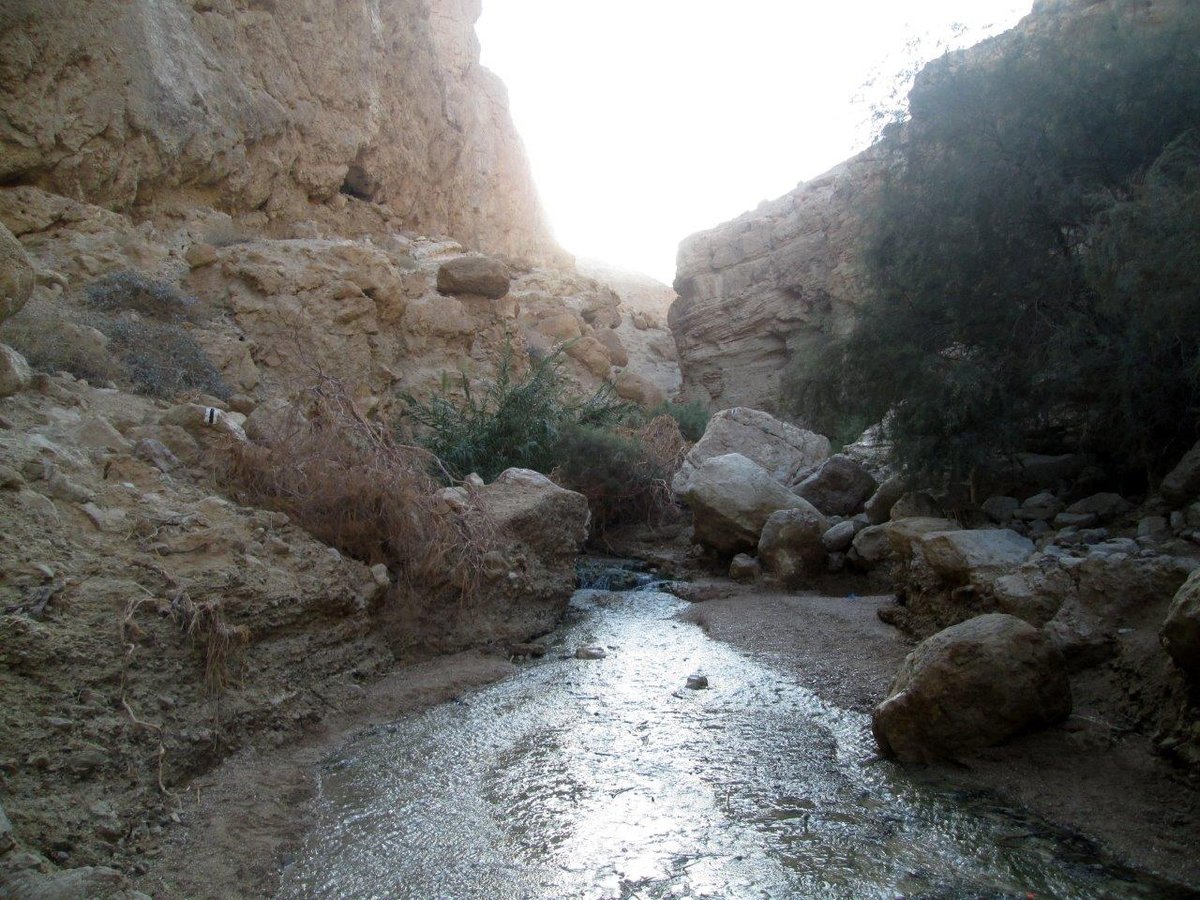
<box><xmin>278</xmin><ymin>576</ymin><xmax>1190</xmax><ymax>899</ymax></box>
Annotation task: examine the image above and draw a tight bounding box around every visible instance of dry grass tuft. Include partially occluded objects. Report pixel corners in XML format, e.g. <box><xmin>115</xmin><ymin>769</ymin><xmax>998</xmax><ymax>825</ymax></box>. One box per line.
<box><xmin>168</xmin><ymin>591</ymin><xmax>250</xmax><ymax>696</ymax></box>
<box><xmin>225</xmin><ymin>377</ymin><xmax>495</xmax><ymax>599</ymax></box>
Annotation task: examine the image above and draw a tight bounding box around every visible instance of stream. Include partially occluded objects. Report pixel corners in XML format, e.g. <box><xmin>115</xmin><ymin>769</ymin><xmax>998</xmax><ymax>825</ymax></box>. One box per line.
<box><xmin>277</xmin><ymin>571</ymin><xmax>1190</xmax><ymax>899</ymax></box>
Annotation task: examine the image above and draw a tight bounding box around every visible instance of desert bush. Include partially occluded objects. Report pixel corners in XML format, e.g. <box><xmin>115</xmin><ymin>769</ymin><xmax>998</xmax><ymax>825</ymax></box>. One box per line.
<box><xmin>401</xmin><ymin>340</ymin><xmax>629</xmax><ymax>483</ymax></box>
<box><xmin>103</xmin><ymin>318</ymin><xmax>229</xmax><ymax>400</ymax></box>
<box><xmin>552</xmin><ymin>415</ymin><xmax>686</xmax><ymax>535</ymax></box>
<box><xmin>0</xmin><ymin>298</ymin><xmax>121</xmax><ymax>384</ymax></box>
<box><xmin>227</xmin><ymin>381</ymin><xmax>492</xmax><ymax>596</ymax></box>
<box><xmin>645</xmin><ymin>399</ymin><xmax>709</xmax><ymax>442</ymax></box>
<box><xmin>82</xmin><ymin>270</ymin><xmax>200</xmax><ymax>321</ymax></box>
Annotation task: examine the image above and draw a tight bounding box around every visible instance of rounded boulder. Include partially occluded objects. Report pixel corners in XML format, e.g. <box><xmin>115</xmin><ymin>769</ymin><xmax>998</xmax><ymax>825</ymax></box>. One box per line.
<box><xmin>872</xmin><ymin>613</ymin><xmax>1072</xmax><ymax>762</ymax></box>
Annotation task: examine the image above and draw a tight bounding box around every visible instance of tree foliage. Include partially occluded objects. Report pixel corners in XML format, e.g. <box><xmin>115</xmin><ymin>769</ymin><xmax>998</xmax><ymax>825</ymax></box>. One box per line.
<box><xmin>792</xmin><ymin>7</ymin><xmax>1200</xmax><ymax>485</ymax></box>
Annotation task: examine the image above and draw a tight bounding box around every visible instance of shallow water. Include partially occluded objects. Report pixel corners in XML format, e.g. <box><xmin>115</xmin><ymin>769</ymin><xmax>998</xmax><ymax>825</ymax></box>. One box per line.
<box><xmin>278</xmin><ymin>587</ymin><xmax>1188</xmax><ymax>899</ymax></box>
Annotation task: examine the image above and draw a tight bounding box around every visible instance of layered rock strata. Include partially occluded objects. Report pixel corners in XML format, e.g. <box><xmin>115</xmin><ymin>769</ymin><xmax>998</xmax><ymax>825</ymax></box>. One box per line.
<box><xmin>670</xmin><ymin>148</ymin><xmax>886</xmax><ymax>412</ymax></box>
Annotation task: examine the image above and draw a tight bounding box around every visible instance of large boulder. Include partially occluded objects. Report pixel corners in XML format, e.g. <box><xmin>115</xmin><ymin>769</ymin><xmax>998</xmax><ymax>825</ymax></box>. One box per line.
<box><xmin>1160</xmin><ymin>441</ymin><xmax>1200</xmax><ymax>507</ymax></box>
<box><xmin>0</xmin><ymin>345</ymin><xmax>32</xmax><ymax>397</ymax></box>
<box><xmin>682</xmin><ymin>453</ymin><xmax>811</xmax><ymax>554</ymax></box>
<box><xmin>872</xmin><ymin>613</ymin><xmax>1072</xmax><ymax>762</ymax></box>
<box><xmin>1064</xmin><ymin>492</ymin><xmax>1133</xmax><ymax>524</ymax></box>
<box><xmin>863</xmin><ymin>474</ymin><xmax>906</xmax><ymax>524</ymax></box>
<box><xmin>757</xmin><ymin>503</ymin><xmax>829</xmax><ymax>585</ymax></box>
<box><xmin>436</xmin><ymin>255</ymin><xmax>511</xmax><ymax>299</ymax></box>
<box><xmin>1163</xmin><ymin>569</ymin><xmax>1200</xmax><ymax>680</ymax></box>
<box><xmin>883</xmin><ymin>517</ymin><xmax>960</xmax><ymax>562</ymax></box>
<box><xmin>413</xmin><ymin>468</ymin><xmax>590</xmax><ymax>650</ymax></box>
<box><xmin>794</xmin><ymin>453</ymin><xmax>877</xmax><ymax>516</ymax></box>
<box><xmin>849</xmin><ymin>523</ymin><xmax>893</xmax><ymax>568</ymax></box>
<box><xmin>915</xmin><ymin>529</ymin><xmax>1036</xmax><ymax>583</ymax></box>
<box><xmin>672</xmin><ymin>407</ymin><xmax>829</xmax><ymax>496</ymax></box>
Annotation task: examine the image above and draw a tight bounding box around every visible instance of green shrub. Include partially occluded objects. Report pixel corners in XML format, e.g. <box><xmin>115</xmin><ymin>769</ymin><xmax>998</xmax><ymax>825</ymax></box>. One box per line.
<box><xmin>648</xmin><ymin>399</ymin><xmax>709</xmax><ymax>443</ymax></box>
<box><xmin>82</xmin><ymin>271</ymin><xmax>200</xmax><ymax>321</ymax></box>
<box><xmin>552</xmin><ymin>417</ymin><xmax>685</xmax><ymax>535</ymax></box>
<box><xmin>794</xmin><ymin>7</ymin><xmax>1200</xmax><ymax>484</ymax></box>
<box><xmin>401</xmin><ymin>340</ymin><xmax>629</xmax><ymax>483</ymax></box>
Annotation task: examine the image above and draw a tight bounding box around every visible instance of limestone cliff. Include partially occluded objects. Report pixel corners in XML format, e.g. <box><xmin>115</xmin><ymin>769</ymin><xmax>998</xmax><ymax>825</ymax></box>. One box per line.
<box><xmin>670</xmin><ymin>148</ymin><xmax>885</xmax><ymax>413</ymax></box>
<box><xmin>0</xmin><ymin>0</ymin><xmax>564</xmax><ymax>266</ymax></box>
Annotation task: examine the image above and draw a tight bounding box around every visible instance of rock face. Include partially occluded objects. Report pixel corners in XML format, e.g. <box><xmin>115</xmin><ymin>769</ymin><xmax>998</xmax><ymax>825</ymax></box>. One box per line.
<box><xmin>0</xmin><ymin>183</ymin><xmax>654</xmax><ymax>419</ymax></box>
<box><xmin>872</xmin><ymin>613</ymin><xmax>1072</xmax><ymax>762</ymax></box>
<box><xmin>0</xmin><ymin>0</ymin><xmax>564</xmax><ymax>266</ymax></box>
<box><xmin>672</xmin><ymin>407</ymin><xmax>829</xmax><ymax>495</ymax></box>
<box><xmin>670</xmin><ymin>148</ymin><xmax>887</xmax><ymax>412</ymax></box>
<box><xmin>0</xmin><ymin>222</ymin><xmax>34</xmax><ymax>322</ymax></box>
<box><xmin>681</xmin><ymin>452</ymin><xmax>810</xmax><ymax>554</ymax></box>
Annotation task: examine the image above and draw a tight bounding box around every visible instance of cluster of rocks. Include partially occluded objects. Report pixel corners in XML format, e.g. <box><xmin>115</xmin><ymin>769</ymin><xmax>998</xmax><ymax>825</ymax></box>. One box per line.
<box><xmin>673</xmin><ymin>406</ymin><xmax>1200</xmax><ymax>766</ymax></box>
<box><xmin>673</xmin><ymin>406</ymin><xmax>904</xmax><ymax>584</ymax></box>
<box><xmin>867</xmin><ymin>453</ymin><xmax>1200</xmax><ymax>767</ymax></box>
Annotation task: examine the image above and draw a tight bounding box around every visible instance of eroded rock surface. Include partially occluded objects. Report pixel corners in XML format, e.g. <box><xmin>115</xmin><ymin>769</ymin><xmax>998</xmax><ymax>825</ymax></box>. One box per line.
<box><xmin>670</xmin><ymin>149</ymin><xmax>887</xmax><ymax>412</ymax></box>
<box><xmin>0</xmin><ymin>0</ymin><xmax>565</xmax><ymax>266</ymax></box>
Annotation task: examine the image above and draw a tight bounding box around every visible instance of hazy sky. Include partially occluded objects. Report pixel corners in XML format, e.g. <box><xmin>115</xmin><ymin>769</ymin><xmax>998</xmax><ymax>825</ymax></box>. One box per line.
<box><xmin>477</xmin><ymin>1</ymin><xmax>1031</xmax><ymax>283</ymax></box>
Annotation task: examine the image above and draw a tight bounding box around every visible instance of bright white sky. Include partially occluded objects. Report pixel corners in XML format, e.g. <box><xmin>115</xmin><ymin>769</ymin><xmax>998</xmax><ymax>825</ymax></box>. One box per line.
<box><xmin>478</xmin><ymin>1</ymin><xmax>1031</xmax><ymax>283</ymax></box>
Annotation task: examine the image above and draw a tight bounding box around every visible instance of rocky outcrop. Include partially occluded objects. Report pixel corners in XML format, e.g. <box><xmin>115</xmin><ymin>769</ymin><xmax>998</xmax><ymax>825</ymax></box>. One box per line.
<box><xmin>0</xmin><ymin>371</ymin><xmax>590</xmax><ymax>880</ymax></box>
<box><xmin>872</xmin><ymin>613</ymin><xmax>1072</xmax><ymax>762</ymax></box>
<box><xmin>0</xmin><ymin>185</ymin><xmax>652</xmax><ymax>418</ymax></box>
<box><xmin>0</xmin><ymin>0</ymin><xmax>565</xmax><ymax>267</ymax></box>
<box><xmin>672</xmin><ymin>407</ymin><xmax>829</xmax><ymax>496</ymax></box>
<box><xmin>670</xmin><ymin>148</ymin><xmax>886</xmax><ymax>412</ymax></box>
<box><xmin>576</xmin><ymin>259</ymin><xmax>682</xmax><ymax>403</ymax></box>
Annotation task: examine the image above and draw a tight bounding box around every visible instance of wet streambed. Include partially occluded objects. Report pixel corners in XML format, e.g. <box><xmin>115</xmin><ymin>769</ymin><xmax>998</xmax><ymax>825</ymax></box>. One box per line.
<box><xmin>278</xmin><ymin>582</ymin><xmax>1189</xmax><ymax>899</ymax></box>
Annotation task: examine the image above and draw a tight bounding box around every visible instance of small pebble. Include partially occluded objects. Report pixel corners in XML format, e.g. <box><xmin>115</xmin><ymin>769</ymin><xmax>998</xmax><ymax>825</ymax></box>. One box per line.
<box><xmin>575</xmin><ymin>645</ymin><xmax>606</xmax><ymax>660</ymax></box>
<box><xmin>686</xmin><ymin>673</ymin><xmax>709</xmax><ymax>690</ymax></box>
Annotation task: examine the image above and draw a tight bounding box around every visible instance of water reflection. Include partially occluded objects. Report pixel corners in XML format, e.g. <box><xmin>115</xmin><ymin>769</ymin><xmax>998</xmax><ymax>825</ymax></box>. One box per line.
<box><xmin>278</xmin><ymin>589</ymin><xmax>1186</xmax><ymax>899</ymax></box>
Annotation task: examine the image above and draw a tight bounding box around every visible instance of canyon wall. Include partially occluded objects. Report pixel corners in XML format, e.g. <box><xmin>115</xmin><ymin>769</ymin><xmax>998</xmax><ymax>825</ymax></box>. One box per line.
<box><xmin>669</xmin><ymin>148</ymin><xmax>885</xmax><ymax>414</ymax></box>
<box><xmin>669</xmin><ymin>0</ymin><xmax>1188</xmax><ymax>416</ymax></box>
<box><xmin>0</xmin><ymin>0</ymin><xmax>564</xmax><ymax>266</ymax></box>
